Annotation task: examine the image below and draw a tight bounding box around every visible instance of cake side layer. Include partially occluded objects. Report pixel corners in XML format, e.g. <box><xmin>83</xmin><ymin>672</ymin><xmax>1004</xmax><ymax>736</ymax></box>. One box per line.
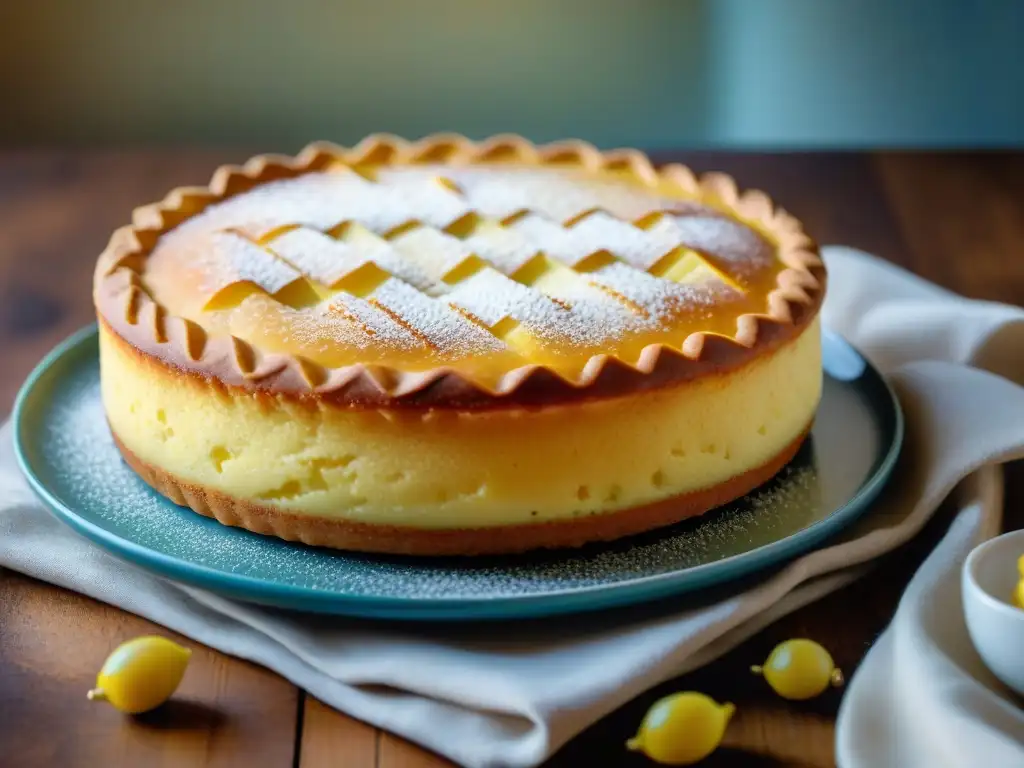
<box><xmin>111</xmin><ymin>427</ymin><xmax>810</xmax><ymax>556</ymax></box>
<box><xmin>100</xmin><ymin>317</ymin><xmax>821</xmax><ymax>530</ymax></box>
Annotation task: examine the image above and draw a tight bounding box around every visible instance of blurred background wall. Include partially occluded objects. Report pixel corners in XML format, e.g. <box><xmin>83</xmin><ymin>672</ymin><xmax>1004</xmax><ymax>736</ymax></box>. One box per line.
<box><xmin>1</xmin><ymin>0</ymin><xmax>1021</xmax><ymax>149</ymax></box>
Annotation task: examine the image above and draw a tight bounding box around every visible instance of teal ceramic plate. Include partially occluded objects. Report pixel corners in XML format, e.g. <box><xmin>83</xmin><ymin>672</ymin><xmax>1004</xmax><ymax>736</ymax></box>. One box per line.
<box><xmin>14</xmin><ymin>326</ymin><xmax>902</xmax><ymax>620</ymax></box>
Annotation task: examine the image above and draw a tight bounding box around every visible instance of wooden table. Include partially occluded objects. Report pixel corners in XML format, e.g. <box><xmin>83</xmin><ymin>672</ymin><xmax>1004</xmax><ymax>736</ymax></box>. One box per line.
<box><xmin>1</xmin><ymin>150</ymin><xmax>1022</xmax><ymax>768</ymax></box>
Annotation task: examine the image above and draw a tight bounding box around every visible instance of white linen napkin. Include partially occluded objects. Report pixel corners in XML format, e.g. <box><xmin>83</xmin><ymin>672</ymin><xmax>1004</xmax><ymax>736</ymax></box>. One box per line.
<box><xmin>831</xmin><ymin>255</ymin><xmax>1024</xmax><ymax>765</ymax></box>
<box><xmin>2</xmin><ymin>245</ymin><xmax>1023</xmax><ymax>768</ymax></box>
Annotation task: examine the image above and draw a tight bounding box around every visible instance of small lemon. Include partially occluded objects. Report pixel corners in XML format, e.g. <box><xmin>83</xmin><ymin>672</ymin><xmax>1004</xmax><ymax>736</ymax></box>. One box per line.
<box><xmin>626</xmin><ymin>691</ymin><xmax>735</xmax><ymax>765</ymax></box>
<box><xmin>87</xmin><ymin>635</ymin><xmax>192</xmax><ymax>714</ymax></box>
<box><xmin>752</xmin><ymin>638</ymin><xmax>843</xmax><ymax>700</ymax></box>
<box><xmin>1014</xmin><ymin>578</ymin><xmax>1024</xmax><ymax>610</ymax></box>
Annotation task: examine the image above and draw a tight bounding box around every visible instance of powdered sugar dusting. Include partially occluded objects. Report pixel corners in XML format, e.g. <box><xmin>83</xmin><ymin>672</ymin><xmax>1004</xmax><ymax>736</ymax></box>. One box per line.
<box><xmin>148</xmin><ymin>162</ymin><xmax>773</xmax><ymax>363</ymax></box>
<box><xmin>337</xmin><ymin>224</ymin><xmax>433</xmax><ymax>291</ymax></box>
<box><xmin>311</xmin><ymin>292</ymin><xmax>422</xmax><ymax>351</ymax></box>
<box><xmin>445</xmin><ymin>268</ymin><xmax>556</xmax><ymax>327</ymax></box>
<box><xmin>665</xmin><ymin>215</ymin><xmax>773</xmax><ymax>268</ymax></box>
<box><xmin>525</xmin><ymin>267</ymin><xmax>650</xmax><ymax>347</ymax></box>
<box><xmin>380</xmin><ymin>175</ymin><xmax>471</xmax><ymax>228</ymax></box>
<box><xmin>565</xmin><ymin>212</ymin><xmax>671</xmax><ymax>268</ymax></box>
<box><xmin>438</xmin><ymin>165</ymin><xmax>685</xmax><ymax>222</ymax></box>
<box><xmin>370</xmin><ymin>279</ymin><xmax>506</xmax><ymax>354</ymax></box>
<box><xmin>441</xmin><ymin>267</ymin><xmax>644</xmax><ymax>349</ymax></box>
<box><xmin>187</xmin><ymin>170</ymin><xmax>375</xmax><ymax>239</ymax></box>
<box><xmin>197</xmin><ymin>232</ymin><xmax>301</xmax><ymax>298</ymax></box>
<box><xmin>508</xmin><ymin>214</ymin><xmax>590</xmax><ymax>266</ymax></box>
<box><xmin>389</xmin><ymin>227</ymin><xmax>476</xmax><ymax>286</ymax></box>
<box><xmin>463</xmin><ymin>222</ymin><xmax>541</xmax><ymax>276</ymax></box>
<box><xmin>586</xmin><ymin>261</ymin><xmax>719</xmax><ymax>319</ymax></box>
<box><xmin>267</xmin><ymin>227</ymin><xmax>368</xmax><ymax>287</ymax></box>
<box><xmin>173</xmin><ymin>170</ymin><xmax>470</xmax><ymax>241</ymax></box>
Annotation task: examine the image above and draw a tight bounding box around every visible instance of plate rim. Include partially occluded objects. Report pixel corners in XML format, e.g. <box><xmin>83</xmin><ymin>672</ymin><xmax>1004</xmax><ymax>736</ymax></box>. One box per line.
<box><xmin>13</xmin><ymin>324</ymin><xmax>904</xmax><ymax>620</ymax></box>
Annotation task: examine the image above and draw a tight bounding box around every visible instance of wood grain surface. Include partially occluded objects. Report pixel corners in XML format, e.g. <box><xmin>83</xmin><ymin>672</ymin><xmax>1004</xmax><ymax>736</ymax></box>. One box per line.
<box><xmin>1</xmin><ymin>151</ymin><xmax>1022</xmax><ymax>768</ymax></box>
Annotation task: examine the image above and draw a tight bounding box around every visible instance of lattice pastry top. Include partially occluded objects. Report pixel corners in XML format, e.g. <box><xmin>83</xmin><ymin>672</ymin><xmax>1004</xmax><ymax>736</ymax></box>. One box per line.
<box><xmin>94</xmin><ymin>134</ymin><xmax>825</xmax><ymax>407</ymax></box>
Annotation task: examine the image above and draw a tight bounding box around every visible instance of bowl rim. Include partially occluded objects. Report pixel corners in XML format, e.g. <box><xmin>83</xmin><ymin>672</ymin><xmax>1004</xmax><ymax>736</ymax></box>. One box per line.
<box><xmin>963</xmin><ymin>529</ymin><xmax>1024</xmax><ymax>621</ymax></box>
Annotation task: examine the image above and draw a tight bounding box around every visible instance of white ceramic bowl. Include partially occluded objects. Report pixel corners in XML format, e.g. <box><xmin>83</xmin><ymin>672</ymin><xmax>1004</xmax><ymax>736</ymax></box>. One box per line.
<box><xmin>962</xmin><ymin>529</ymin><xmax>1024</xmax><ymax>696</ymax></box>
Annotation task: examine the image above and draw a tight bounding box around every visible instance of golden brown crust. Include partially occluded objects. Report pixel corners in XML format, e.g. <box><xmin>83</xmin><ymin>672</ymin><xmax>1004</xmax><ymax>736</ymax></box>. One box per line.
<box><xmin>94</xmin><ymin>134</ymin><xmax>825</xmax><ymax>409</ymax></box>
<box><xmin>98</xmin><ymin>308</ymin><xmax>805</xmax><ymax>415</ymax></box>
<box><xmin>112</xmin><ymin>426</ymin><xmax>811</xmax><ymax>556</ymax></box>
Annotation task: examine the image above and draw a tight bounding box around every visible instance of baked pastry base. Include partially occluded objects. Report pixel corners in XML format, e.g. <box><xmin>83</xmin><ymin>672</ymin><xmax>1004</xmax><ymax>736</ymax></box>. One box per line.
<box><xmin>112</xmin><ymin>427</ymin><xmax>810</xmax><ymax>557</ymax></box>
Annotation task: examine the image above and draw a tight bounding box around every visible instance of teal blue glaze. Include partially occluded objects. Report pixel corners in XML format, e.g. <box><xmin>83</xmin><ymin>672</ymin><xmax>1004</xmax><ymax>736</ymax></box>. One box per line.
<box><xmin>13</xmin><ymin>325</ymin><xmax>902</xmax><ymax>621</ymax></box>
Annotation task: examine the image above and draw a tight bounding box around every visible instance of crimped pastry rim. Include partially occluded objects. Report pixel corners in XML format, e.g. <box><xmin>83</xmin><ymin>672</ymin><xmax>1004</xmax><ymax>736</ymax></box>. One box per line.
<box><xmin>93</xmin><ymin>134</ymin><xmax>825</xmax><ymax>408</ymax></box>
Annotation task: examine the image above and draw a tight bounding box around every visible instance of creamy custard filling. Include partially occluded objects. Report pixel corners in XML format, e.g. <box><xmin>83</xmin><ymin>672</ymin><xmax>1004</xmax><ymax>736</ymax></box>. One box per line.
<box><xmin>100</xmin><ymin>318</ymin><xmax>821</xmax><ymax>529</ymax></box>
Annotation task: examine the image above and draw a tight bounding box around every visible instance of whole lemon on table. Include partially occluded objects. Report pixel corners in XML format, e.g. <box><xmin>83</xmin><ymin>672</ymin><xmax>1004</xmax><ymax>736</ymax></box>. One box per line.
<box><xmin>87</xmin><ymin>635</ymin><xmax>192</xmax><ymax>714</ymax></box>
<box><xmin>626</xmin><ymin>691</ymin><xmax>735</xmax><ymax>765</ymax></box>
<box><xmin>751</xmin><ymin>638</ymin><xmax>843</xmax><ymax>700</ymax></box>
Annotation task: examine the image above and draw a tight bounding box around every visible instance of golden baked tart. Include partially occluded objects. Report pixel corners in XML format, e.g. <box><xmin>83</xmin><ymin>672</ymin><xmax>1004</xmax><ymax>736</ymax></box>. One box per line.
<box><xmin>93</xmin><ymin>134</ymin><xmax>825</xmax><ymax>556</ymax></box>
